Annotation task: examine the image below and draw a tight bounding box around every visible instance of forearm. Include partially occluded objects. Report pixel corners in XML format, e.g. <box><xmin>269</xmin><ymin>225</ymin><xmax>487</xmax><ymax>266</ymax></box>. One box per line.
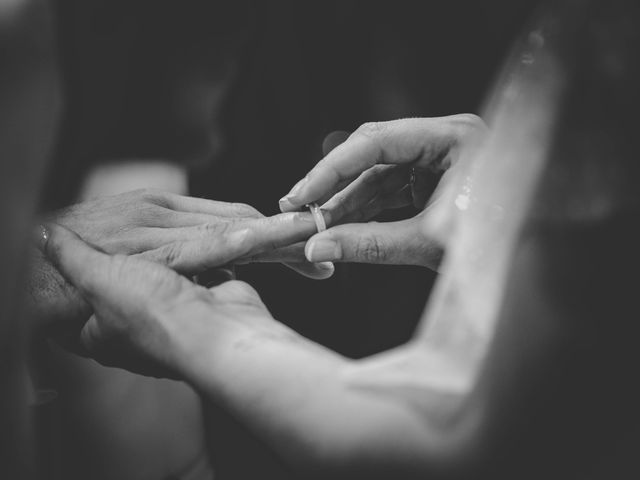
<box><xmin>176</xmin><ymin>325</ymin><xmax>450</xmax><ymax>477</ymax></box>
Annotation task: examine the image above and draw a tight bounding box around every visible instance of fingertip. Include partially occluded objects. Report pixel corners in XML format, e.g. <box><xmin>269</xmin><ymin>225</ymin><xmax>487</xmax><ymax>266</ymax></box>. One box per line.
<box><xmin>304</xmin><ymin>239</ymin><xmax>314</xmax><ymax>262</ymax></box>
<box><xmin>278</xmin><ymin>196</ymin><xmax>299</xmax><ymax>212</ymax></box>
<box><xmin>305</xmin><ymin>261</ymin><xmax>335</xmax><ymax>279</ymax></box>
<box><xmin>279</xmin><ymin>176</ymin><xmax>311</xmax><ymax>212</ymax></box>
<box><xmin>283</xmin><ymin>261</ymin><xmax>335</xmax><ymax>280</ymax></box>
<box><xmin>314</xmin><ymin>261</ymin><xmax>335</xmax><ymax>279</ymax></box>
<box><xmin>305</xmin><ymin>235</ymin><xmax>342</xmax><ymax>263</ymax></box>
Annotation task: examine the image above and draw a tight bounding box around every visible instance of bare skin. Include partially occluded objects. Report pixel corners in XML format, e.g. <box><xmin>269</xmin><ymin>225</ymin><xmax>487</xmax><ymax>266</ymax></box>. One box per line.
<box><xmin>27</xmin><ymin>188</ymin><xmax>334</xmax><ymax>331</ymax></box>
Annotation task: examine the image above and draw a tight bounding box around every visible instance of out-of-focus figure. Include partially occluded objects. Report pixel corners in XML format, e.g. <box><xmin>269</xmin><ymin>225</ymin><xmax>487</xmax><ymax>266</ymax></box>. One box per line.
<box><xmin>0</xmin><ymin>0</ymin><xmax>60</xmax><ymax>478</ymax></box>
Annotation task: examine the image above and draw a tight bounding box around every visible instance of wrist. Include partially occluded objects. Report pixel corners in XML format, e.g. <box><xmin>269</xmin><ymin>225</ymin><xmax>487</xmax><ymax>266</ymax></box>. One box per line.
<box><xmin>167</xmin><ymin>311</ymin><xmax>308</xmax><ymax>393</ymax></box>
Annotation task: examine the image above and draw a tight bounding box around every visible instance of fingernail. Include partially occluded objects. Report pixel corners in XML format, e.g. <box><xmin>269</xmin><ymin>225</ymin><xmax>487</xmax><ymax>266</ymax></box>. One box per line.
<box><xmin>317</xmin><ymin>261</ymin><xmax>334</xmax><ymax>271</ymax></box>
<box><xmin>288</xmin><ymin>176</ymin><xmax>308</xmax><ymax>198</ymax></box>
<box><xmin>313</xmin><ymin>261</ymin><xmax>335</xmax><ymax>279</ymax></box>
<box><xmin>305</xmin><ymin>239</ymin><xmax>342</xmax><ymax>262</ymax></box>
<box><xmin>279</xmin><ymin>177</ymin><xmax>308</xmax><ymax>211</ymax></box>
<box><xmin>278</xmin><ymin>196</ymin><xmax>292</xmax><ymax>212</ymax></box>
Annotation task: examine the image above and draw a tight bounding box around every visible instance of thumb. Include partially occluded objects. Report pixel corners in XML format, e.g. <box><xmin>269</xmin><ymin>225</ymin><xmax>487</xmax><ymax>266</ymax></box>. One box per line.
<box><xmin>41</xmin><ymin>223</ymin><xmax>113</xmax><ymax>298</ymax></box>
<box><xmin>304</xmin><ymin>219</ymin><xmax>443</xmax><ymax>268</ymax></box>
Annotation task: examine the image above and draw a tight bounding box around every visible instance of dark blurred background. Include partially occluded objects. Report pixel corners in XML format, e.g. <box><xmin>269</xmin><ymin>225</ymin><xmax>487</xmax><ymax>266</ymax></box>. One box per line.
<box><xmin>33</xmin><ymin>1</ymin><xmax>537</xmax><ymax>478</ymax></box>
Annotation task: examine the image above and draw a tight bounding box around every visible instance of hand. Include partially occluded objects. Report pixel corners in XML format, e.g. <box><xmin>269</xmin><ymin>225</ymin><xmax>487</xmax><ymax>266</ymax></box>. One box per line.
<box><xmin>278</xmin><ymin>115</ymin><xmax>487</xmax><ymax>269</ymax></box>
<box><xmin>28</xmin><ymin>189</ymin><xmax>333</xmax><ymax>329</ymax></box>
<box><xmin>42</xmin><ymin>224</ymin><xmax>285</xmax><ymax>379</ymax></box>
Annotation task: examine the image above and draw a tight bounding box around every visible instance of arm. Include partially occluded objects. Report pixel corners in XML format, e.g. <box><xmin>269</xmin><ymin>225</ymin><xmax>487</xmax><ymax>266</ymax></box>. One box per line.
<box><xmin>43</xmin><ymin>212</ymin><xmax>622</xmax><ymax>479</ymax></box>
<box><xmin>179</xmin><ymin>325</ymin><xmax>470</xmax><ymax>478</ymax></box>
<box><xmin>42</xmin><ymin>225</ymin><xmax>481</xmax><ymax>478</ymax></box>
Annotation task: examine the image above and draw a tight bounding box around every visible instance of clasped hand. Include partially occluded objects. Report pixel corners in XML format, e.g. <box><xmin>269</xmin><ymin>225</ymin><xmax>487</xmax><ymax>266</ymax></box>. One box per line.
<box><xmin>29</xmin><ymin>189</ymin><xmax>333</xmax><ymax>330</ymax></box>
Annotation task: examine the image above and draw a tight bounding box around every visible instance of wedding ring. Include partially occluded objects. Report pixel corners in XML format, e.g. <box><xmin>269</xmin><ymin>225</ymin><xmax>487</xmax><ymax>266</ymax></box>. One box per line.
<box><xmin>308</xmin><ymin>203</ymin><xmax>326</xmax><ymax>233</ymax></box>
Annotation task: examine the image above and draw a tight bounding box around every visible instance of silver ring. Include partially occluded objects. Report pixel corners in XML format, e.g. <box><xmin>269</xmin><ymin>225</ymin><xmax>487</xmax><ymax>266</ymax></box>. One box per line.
<box><xmin>308</xmin><ymin>203</ymin><xmax>327</xmax><ymax>233</ymax></box>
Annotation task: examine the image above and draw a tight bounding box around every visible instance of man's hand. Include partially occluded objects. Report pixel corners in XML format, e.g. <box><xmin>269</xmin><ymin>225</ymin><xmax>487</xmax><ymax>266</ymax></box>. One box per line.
<box><xmin>28</xmin><ymin>189</ymin><xmax>333</xmax><ymax>330</ymax></box>
<box><xmin>278</xmin><ymin>115</ymin><xmax>487</xmax><ymax>269</ymax></box>
<box><xmin>42</xmin><ymin>224</ymin><xmax>282</xmax><ymax>379</ymax></box>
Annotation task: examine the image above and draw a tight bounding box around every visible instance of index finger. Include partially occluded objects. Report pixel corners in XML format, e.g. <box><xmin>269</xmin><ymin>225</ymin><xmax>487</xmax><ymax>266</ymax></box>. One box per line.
<box><xmin>279</xmin><ymin>115</ymin><xmax>485</xmax><ymax>212</ymax></box>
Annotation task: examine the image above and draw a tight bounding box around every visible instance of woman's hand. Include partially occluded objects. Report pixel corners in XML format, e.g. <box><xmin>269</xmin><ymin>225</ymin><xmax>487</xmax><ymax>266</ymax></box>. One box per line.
<box><xmin>278</xmin><ymin>115</ymin><xmax>487</xmax><ymax>269</ymax></box>
<box><xmin>28</xmin><ymin>189</ymin><xmax>333</xmax><ymax>330</ymax></box>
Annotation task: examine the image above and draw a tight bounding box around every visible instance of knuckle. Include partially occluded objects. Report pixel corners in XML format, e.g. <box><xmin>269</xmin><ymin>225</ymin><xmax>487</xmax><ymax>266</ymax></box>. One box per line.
<box><xmin>355</xmin><ymin>121</ymin><xmax>387</xmax><ymax>140</ymax></box>
<box><xmin>158</xmin><ymin>242</ymin><xmax>184</xmax><ymax>267</ymax></box>
<box><xmin>137</xmin><ymin>188</ymin><xmax>169</xmax><ymax>207</ymax></box>
<box><xmin>133</xmin><ymin>204</ymin><xmax>168</xmax><ymax>225</ymax></box>
<box><xmin>231</xmin><ymin>203</ymin><xmax>260</xmax><ymax>218</ymax></box>
<box><xmin>354</xmin><ymin>235</ymin><xmax>386</xmax><ymax>262</ymax></box>
<box><xmin>195</xmin><ymin>223</ymin><xmax>214</xmax><ymax>236</ymax></box>
<box><xmin>134</xmin><ymin>188</ymin><xmax>158</xmax><ymax>201</ymax></box>
<box><xmin>196</xmin><ymin>221</ymin><xmax>226</xmax><ymax>235</ymax></box>
<box><xmin>230</xmin><ymin>280</ymin><xmax>256</xmax><ymax>295</ymax></box>
<box><xmin>221</xmin><ymin>280</ymin><xmax>260</xmax><ymax>303</ymax></box>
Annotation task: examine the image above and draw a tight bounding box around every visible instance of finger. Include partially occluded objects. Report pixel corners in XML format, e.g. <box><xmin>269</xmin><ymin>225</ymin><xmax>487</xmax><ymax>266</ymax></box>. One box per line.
<box><xmin>154</xmin><ymin>191</ymin><xmax>262</xmax><ymax>218</ymax></box>
<box><xmin>323</xmin><ymin>184</ymin><xmax>413</xmax><ymax>227</ymax></box>
<box><xmin>321</xmin><ymin>165</ymin><xmax>409</xmax><ymax>225</ymax></box>
<box><xmin>240</xmin><ymin>242</ymin><xmax>334</xmax><ymax>280</ymax></box>
<box><xmin>136</xmin><ymin>229</ymin><xmax>252</xmax><ymax>274</ymax></box>
<box><xmin>42</xmin><ymin>223</ymin><xmax>113</xmax><ymax>297</ymax></box>
<box><xmin>239</xmin><ymin>241</ymin><xmax>307</xmax><ymax>263</ymax></box>
<box><xmin>138</xmin><ymin>211</ymin><xmax>320</xmax><ymax>274</ymax></box>
<box><xmin>136</xmin><ymin>206</ymin><xmax>220</xmax><ymax>228</ymax></box>
<box><xmin>311</xmin><ymin>177</ymin><xmax>353</xmax><ymax>212</ymax></box>
<box><xmin>410</xmin><ymin>168</ymin><xmax>440</xmax><ymax>209</ymax></box>
<box><xmin>304</xmin><ymin>218</ymin><xmax>443</xmax><ymax>268</ymax></box>
<box><xmin>283</xmin><ymin>261</ymin><xmax>335</xmax><ymax>280</ymax></box>
<box><xmin>238</xmin><ymin>211</ymin><xmax>320</xmax><ymax>253</ymax></box>
<box><xmin>339</xmin><ymin>185</ymin><xmax>413</xmax><ymax>225</ymax></box>
<box><xmin>97</xmin><ymin>225</ymin><xmax>216</xmax><ymax>254</ymax></box>
<box><xmin>280</xmin><ymin>115</ymin><xmax>484</xmax><ymax>212</ymax></box>
<box><xmin>152</xmin><ymin>208</ymin><xmax>228</xmax><ymax>228</ymax></box>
